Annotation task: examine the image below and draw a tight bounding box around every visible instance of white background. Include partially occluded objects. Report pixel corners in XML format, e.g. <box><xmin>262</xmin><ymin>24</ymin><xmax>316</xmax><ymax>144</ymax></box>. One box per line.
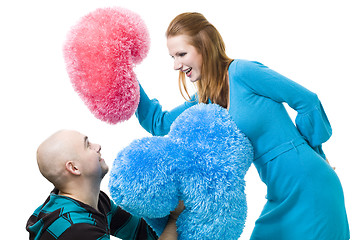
<box><xmin>1</xmin><ymin>0</ymin><xmax>358</xmax><ymax>239</ymax></box>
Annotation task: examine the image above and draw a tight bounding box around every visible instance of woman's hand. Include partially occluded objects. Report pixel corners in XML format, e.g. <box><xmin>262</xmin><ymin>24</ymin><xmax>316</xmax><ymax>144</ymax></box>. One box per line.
<box><xmin>326</xmin><ymin>158</ymin><xmax>336</xmax><ymax>170</ymax></box>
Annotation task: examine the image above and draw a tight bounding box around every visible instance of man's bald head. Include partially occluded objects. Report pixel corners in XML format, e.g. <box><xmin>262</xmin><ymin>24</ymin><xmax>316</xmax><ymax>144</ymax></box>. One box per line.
<box><xmin>36</xmin><ymin>130</ymin><xmax>81</xmax><ymax>188</ymax></box>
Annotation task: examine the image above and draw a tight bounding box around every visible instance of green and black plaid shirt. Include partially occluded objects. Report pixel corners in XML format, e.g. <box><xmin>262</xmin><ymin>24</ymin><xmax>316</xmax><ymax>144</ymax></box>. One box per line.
<box><xmin>26</xmin><ymin>189</ymin><xmax>158</xmax><ymax>240</ymax></box>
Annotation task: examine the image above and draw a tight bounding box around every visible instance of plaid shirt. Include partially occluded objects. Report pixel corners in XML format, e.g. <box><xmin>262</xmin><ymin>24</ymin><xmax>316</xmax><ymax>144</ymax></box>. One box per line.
<box><xmin>26</xmin><ymin>189</ymin><xmax>158</xmax><ymax>240</ymax></box>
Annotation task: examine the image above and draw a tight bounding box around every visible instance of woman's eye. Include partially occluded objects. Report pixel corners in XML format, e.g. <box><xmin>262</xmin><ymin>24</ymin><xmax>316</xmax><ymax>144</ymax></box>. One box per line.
<box><xmin>179</xmin><ymin>52</ymin><xmax>186</xmax><ymax>57</ymax></box>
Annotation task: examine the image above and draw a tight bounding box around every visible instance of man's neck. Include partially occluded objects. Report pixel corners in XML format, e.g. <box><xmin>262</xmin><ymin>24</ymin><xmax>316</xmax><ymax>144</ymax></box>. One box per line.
<box><xmin>58</xmin><ymin>183</ymin><xmax>101</xmax><ymax>211</ymax></box>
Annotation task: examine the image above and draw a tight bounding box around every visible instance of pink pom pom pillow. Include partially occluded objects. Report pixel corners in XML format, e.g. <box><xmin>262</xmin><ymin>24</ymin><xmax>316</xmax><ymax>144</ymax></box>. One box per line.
<box><xmin>63</xmin><ymin>7</ymin><xmax>150</xmax><ymax>124</ymax></box>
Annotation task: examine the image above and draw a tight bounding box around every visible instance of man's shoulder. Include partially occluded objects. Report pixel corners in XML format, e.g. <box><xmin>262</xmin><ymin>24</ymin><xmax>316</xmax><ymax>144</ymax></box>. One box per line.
<box><xmin>27</xmin><ymin>191</ymin><xmax>109</xmax><ymax>239</ymax></box>
<box><xmin>38</xmin><ymin>219</ymin><xmax>108</xmax><ymax>240</ymax></box>
<box><xmin>46</xmin><ymin>198</ymin><xmax>100</xmax><ymax>235</ymax></box>
<box><xmin>50</xmin><ymin>219</ymin><xmax>108</xmax><ymax>239</ymax></box>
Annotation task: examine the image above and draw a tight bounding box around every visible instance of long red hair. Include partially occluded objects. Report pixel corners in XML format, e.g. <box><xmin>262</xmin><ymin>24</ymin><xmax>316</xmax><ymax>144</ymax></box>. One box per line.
<box><xmin>166</xmin><ymin>12</ymin><xmax>233</xmax><ymax>108</ymax></box>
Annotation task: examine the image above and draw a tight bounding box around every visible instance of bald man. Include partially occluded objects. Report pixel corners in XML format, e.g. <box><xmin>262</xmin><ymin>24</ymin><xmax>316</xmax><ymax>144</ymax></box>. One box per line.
<box><xmin>26</xmin><ymin>130</ymin><xmax>179</xmax><ymax>240</ymax></box>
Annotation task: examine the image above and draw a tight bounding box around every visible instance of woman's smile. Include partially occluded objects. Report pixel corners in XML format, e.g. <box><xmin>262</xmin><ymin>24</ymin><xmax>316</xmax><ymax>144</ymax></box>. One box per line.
<box><xmin>167</xmin><ymin>35</ymin><xmax>202</xmax><ymax>82</ymax></box>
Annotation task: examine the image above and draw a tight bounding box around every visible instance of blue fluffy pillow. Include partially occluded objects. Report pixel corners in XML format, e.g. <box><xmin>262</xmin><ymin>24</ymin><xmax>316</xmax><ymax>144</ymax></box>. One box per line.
<box><xmin>109</xmin><ymin>103</ymin><xmax>254</xmax><ymax>240</ymax></box>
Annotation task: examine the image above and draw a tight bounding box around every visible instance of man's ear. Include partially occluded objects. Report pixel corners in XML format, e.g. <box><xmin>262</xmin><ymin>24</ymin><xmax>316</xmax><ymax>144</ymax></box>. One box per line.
<box><xmin>65</xmin><ymin>161</ymin><xmax>81</xmax><ymax>176</ymax></box>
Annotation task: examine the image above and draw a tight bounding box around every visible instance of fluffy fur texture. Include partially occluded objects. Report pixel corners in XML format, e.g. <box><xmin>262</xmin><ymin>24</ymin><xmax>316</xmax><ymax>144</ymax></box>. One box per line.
<box><xmin>63</xmin><ymin>7</ymin><xmax>150</xmax><ymax>124</ymax></box>
<box><xmin>109</xmin><ymin>104</ymin><xmax>254</xmax><ymax>240</ymax></box>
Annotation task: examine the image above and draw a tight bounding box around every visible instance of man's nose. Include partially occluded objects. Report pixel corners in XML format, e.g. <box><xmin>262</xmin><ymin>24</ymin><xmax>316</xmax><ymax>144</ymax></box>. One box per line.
<box><xmin>92</xmin><ymin>144</ymin><xmax>101</xmax><ymax>153</ymax></box>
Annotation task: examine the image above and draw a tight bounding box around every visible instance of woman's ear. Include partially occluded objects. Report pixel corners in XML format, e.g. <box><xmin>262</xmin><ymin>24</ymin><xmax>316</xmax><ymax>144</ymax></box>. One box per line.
<box><xmin>65</xmin><ymin>161</ymin><xmax>81</xmax><ymax>176</ymax></box>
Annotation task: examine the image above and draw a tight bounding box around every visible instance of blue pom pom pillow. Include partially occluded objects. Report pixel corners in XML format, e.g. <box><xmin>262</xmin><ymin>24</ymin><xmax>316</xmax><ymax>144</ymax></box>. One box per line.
<box><xmin>109</xmin><ymin>103</ymin><xmax>254</xmax><ymax>240</ymax></box>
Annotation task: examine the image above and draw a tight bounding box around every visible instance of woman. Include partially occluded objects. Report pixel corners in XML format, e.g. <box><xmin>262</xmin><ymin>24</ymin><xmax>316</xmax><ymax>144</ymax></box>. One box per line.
<box><xmin>135</xmin><ymin>12</ymin><xmax>349</xmax><ymax>239</ymax></box>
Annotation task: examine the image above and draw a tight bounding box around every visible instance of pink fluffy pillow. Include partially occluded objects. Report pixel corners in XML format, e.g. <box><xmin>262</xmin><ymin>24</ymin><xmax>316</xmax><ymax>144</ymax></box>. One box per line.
<box><xmin>63</xmin><ymin>7</ymin><xmax>150</xmax><ymax>124</ymax></box>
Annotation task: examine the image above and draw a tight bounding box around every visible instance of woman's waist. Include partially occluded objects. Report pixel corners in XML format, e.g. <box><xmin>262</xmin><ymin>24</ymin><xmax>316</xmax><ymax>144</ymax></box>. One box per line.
<box><xmin>253</xmin><ymin>136</ymin><xmax>307</xmax><ymax>167</ymax></box>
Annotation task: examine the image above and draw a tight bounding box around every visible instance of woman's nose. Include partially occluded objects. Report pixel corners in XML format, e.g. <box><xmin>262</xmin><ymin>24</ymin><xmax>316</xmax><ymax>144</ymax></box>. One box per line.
<box><xmin>174</xmin><ymin>59</ymin><xmax>182</xmax><ymax>71</ymax></box>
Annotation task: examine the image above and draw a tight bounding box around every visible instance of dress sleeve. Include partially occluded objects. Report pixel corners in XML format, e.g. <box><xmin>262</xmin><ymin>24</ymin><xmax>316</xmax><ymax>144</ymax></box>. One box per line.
<box><xmin>295</xmin><ymin>102</ymin><xmax>331</xmax><ymax>158</ymax></box>
<box><xmin>135</xmin><ymin>84</ymin><xmax>197</xmax><ymax>136</ymax></box>
<box><xmin>234</xmin><ymin>60</ymin><xmax>332</xmax><ymax>156</ymax></box>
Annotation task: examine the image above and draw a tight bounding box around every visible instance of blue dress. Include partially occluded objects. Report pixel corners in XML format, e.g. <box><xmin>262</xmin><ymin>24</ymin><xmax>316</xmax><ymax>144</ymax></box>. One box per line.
<box><xmin>136</xmin><ymin>59</ymin><xmax>350</xmax><ymax>239</ymax></box>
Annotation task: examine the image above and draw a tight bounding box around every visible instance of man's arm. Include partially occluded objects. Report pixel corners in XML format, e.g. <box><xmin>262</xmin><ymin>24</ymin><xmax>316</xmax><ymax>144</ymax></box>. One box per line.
<box><xmin>110</xmin><ymin>206</ymin><xmax>158</xmax><ymax>239</ymax></box>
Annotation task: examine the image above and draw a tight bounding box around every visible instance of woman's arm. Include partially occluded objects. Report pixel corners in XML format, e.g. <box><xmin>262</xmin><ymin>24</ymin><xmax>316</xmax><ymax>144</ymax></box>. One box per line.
<box><xmin>136</xmin><ymin>84</ymin><xmax>197</xmax><ymax>136</ymax></box>
<box><xmin>234</xmin><ymin>60</ymin><xmax>332</xmax><ymax>155</ymax></box>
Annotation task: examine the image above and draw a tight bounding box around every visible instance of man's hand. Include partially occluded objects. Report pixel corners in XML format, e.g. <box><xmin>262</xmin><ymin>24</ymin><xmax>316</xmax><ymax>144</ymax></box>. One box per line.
<box><xmin>159</xmin><ymin>201</ymin><xmax>185</xmax><ymax>240</ymax></box>
<box><xmin>169</xmin><ymin>200</ymin><xmax>185</xmax><ymax>221</ymax></box>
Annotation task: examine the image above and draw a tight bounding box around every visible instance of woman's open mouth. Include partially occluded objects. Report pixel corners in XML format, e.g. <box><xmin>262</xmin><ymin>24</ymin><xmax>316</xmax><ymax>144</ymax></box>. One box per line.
<box><xmin>184</xmin><ymin>67</ymin><xmax>192</xmax><ymax>77</ymax></box>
